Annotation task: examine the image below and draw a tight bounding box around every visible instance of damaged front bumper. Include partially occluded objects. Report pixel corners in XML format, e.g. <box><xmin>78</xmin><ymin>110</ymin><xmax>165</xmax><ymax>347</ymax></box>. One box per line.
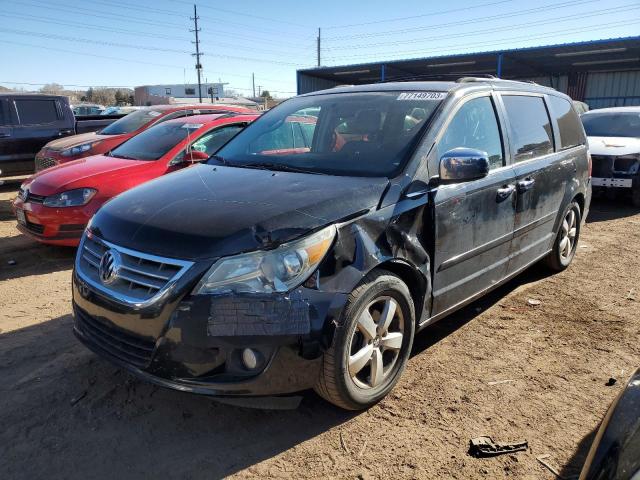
<box><xmin>72</xmin><ymin>270</ymin><xmax>348</xmax><ymax>397</ymax></box>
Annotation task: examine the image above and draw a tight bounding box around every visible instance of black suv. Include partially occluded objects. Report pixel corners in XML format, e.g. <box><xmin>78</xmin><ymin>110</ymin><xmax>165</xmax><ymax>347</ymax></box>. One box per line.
<box><xmin>72</xmin><ymin>79</ymin><xmax>591</xmax><ymax>410</ymax></box>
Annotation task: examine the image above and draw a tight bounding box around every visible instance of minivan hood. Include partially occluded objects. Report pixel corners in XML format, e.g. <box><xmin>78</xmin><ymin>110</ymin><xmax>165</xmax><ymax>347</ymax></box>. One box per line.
<box><xmin>91</xmin><ymin>164</ymin><xmax>389</xmax><ymax>260</ymax></box>
<box><xmin>588</xmin><ymin>136</ymin><xmax>640</xmax><ymax>156</ymax></box>
<box><xmin>45</xmin><ymin>132</ymin><xmax>116</xmax><ymax>151</ymax></box>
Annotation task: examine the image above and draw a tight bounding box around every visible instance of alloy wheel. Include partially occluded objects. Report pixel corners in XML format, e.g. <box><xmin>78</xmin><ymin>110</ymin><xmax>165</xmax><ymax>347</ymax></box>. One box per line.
<box><xmin>347</xmin><ymin>296</ymin><xmax>405</xmax><ymax>390</ymax></box>
<box><xmin>559</xmin><ymin>207</ymin><xmax>577</xmax><ymax>260</ymax></box>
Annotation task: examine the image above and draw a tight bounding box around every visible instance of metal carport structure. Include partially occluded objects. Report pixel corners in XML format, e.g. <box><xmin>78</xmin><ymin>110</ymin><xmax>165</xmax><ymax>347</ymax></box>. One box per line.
<box><xmin>297</xmin><ymin>36</ymin><xmax>640</xmax><ymax>108</ymax></box>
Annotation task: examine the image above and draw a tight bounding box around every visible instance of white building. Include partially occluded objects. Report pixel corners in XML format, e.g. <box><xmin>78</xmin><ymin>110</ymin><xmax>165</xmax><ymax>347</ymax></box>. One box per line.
<box><xmin>134</xmin><ymin>83</ymin><xmax>226</xmax><ymax>105</ymax></box>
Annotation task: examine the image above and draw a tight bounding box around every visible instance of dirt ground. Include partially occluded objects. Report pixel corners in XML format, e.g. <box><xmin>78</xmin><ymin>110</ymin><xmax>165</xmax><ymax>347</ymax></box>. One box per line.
<box><xmin>1</xmin><ymin>178</ymin><xmax>639</xmax><ymax>480</ymax></box>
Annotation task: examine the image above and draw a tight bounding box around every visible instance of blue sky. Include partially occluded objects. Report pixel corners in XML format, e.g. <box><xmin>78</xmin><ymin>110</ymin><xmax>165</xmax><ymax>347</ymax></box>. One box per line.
<box><xmin>1</xmin><ymin>0</ymin><xmax>638</xmax><ymax>97</ymax></box>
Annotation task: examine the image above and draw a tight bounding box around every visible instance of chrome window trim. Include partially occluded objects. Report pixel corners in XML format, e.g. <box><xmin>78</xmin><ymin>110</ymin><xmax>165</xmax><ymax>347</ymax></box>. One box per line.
<box><xmin>75</xmin><ymin>233</ymin><xmax>194</xmax><ymax>309</ymax></box>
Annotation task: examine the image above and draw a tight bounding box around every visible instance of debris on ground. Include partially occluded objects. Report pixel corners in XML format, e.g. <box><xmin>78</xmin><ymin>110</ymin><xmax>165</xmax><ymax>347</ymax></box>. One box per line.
<box><xmin>468</xmin><ymin>436</ymin><xmax>528</xmax><ymax>457</ymax></box>
<box><xmin>605</xmin><ymin>377</ymin><xmax>617</xmax><ymax>386</ymax></box>
<box><xmin>527</xmin><ymin>298</ymin><xmax>542</xmax><ymax>306</ymax></box>
<box><xmin>340</xmin><ymin>431</ymin><xmax>350</xmax><ymax>454</ymax></box>
<box><xmin>536</xmin><ymin>454</ymin><xmax>565</xmax><ymax>478</ymax></box>
<box><xmin>487</xmin><ymin>379</ymin><xmax>515</xmax><ymax>386</ymax></box>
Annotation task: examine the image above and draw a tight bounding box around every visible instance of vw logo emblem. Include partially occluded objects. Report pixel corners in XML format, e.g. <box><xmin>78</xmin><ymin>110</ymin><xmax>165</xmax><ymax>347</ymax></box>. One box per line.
<box><xmin>19</xmin><ymin>188</ymin><xmax>29</xmax><ymax>201</ymax></box>
<box><xmin>99</xmin><ymin>249</ymin><xmax>121</xmax><ymax>285</ymax></box>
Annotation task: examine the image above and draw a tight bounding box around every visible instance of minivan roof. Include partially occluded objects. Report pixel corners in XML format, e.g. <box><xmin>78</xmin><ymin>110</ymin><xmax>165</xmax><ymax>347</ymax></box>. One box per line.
<box><xmin>301</xmin><ymin>78</ymin><xmax>562</xmax><ymax>97</ymax></box>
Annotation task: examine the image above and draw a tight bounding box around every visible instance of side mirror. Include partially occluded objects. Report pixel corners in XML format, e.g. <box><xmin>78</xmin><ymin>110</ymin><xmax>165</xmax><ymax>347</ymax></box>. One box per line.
<box><xmin>186</xmin><ymin>150</ymin><xmax>210</xmax><ymax>162</ymax></box>
<box><xmin>439</xmin><ymin>148</ymin><xmax>490</xmax><ymax>183</ymax></box>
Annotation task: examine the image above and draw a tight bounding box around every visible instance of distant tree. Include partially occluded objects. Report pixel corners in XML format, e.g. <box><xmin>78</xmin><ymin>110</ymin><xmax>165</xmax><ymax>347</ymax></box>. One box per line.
<box><xmin>260</xmin><ymin>90</ymin><xmax>272</xmax><ymax>99</ymax></box>
<box><xmin>90</xmin><ymin>88</ymin><xmax>116</xmax><ymax>106</ymax></box>
<box><xmin>40</xmin><ymin>83</ymin><xmax>65</xmax><ymax>94</ymax></box>
<box><xmin>114</xmin><ymin>90</ymin><xmax>127</xmax><ymax>105</ymax></box>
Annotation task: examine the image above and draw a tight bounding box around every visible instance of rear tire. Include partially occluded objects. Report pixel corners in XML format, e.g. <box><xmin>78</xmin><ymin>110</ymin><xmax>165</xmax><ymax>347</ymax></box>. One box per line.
<box><xmin>544</xmin><ymin>200</ymin><xmax>581</xmax><ymax>272</ymax></box>
<box><xmin>315</xmin><ymin>270</ymin><xmax>415</xmax><ymax>410</ymax></box>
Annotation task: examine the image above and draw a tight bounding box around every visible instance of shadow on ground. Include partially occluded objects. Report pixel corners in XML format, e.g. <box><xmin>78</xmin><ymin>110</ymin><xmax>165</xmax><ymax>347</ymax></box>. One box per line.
<box><xmin>0</xmin><ymin>315</ymin><xmax>355</xmax><ymax>479</ymax></box>
<box><xmin>412</xmin><ymin>262</ymin><xmax>551</xmax><ymax>356</ymax></box>
<box><xmin>586</xmin><ymin>197</ymin><xmax>640</xmax><ymax>223</ymax></box>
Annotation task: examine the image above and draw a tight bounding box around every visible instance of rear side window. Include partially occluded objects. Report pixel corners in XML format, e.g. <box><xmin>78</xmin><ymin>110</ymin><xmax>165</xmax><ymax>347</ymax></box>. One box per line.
<box><xmin>548</xmin><ymin>96</ymin><xmax>585</xmax><ymax>149</ymax></box>
<box><xmin>502</xmin><ymin>95</ymin><xmax>554</xmax><ymax>162</ymax></box>
<box><xmin>14</xmin><ymin>99</ymin><xmax>59</xmax><ymax>125</ymax></box>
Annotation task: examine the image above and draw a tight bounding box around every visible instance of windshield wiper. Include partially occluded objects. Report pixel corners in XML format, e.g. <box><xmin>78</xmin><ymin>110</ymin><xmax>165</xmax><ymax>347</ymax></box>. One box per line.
<box><xmin>236</xmin><ymin>162</ymin><xmax>324</xmax><ymax>175</ymax></box>
<box><xmin>209</xmin><ymin>154</ymin><xmax>227</xmax><ymax>165</ymax></box>
<box><xmin>109</xmin><ymin>153</ymin><xmax>138</xmax><ymax>160</ymax></box>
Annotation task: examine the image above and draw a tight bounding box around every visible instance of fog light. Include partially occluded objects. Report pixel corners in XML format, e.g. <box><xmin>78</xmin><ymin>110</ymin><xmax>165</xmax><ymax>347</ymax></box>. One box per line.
<box><xmin>242</xmin><ymin>348</ymin><xmax>258</xmax><ymax>370</ymax></box>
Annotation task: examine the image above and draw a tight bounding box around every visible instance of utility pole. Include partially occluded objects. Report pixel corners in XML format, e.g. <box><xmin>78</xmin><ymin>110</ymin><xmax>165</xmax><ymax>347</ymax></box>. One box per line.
<box><xmin>317</xmin><ymin>28</ymin><xmax>321</xmax><ymax>67</ymax></box>
<box><xmin>252</xmin><ymin>73</ymin><xmax>255</xmax><ymax>98</ymax></box>
<box><xmin>190</xmin><ymin>4</ymin><xmax>203</xmax><ymax>103</ymax></box>
<box><xmin>257</xmin><ymin>85</ymin><xmax>262</xmax><ymax>97</ymax></box>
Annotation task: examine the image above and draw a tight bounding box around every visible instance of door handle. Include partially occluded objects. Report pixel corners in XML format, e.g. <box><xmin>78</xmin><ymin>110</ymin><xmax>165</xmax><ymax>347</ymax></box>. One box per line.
<box><xmin>496</xmin><ymin>184</ymin><xmax>515</xmax><ymax>201</ymax></box>
<box><xmin>517</xmin><ymin>178</ymin><xmax>535</xmax><ymax>193</ymax></box>
<box><xmin>0</xmin><ymin>133</ymin><xmax>9</xmax><ymax>138</ymax></box>
<box><xmin>58</xmin><ymin>129</ymin><xmax>73</xmax><ymax>136</ymax></box>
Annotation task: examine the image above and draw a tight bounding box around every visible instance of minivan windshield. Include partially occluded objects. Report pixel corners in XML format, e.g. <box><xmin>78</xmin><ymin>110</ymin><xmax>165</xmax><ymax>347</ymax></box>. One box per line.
<box><xmin>99</xmin><ymin>109</ymin><xmax>164</xmax><ymax>135</ymax></box>
<box><xmin>214</xmin><ymin>91</ymin><xmax>444</xmax><ymax>177</ymax></box>
<box><xmin>581</xmin><ymin>112</ymin><xmax>640</xmax><ymax>138</ymax></box>
<box><xmin>109</xmin><ymin>120</ymin><xmax>205</xmax><ymax>160</ymax></box>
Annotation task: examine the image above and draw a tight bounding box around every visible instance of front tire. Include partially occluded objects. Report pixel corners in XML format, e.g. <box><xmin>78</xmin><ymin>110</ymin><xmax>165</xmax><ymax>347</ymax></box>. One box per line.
<box><xmin>544</xmin><ymin>200</ymin><xmax>581</xmax><ymax>272</ymax></box>
<box><xmin>315</xmin><ymin>270</ymin><xmax>415</xmax><ymax>410</ymax></box>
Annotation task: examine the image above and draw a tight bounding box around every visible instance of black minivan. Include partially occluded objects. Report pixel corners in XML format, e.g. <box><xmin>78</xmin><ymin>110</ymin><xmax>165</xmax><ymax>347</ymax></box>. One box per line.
<box><xmin>72</xmin><ymin>79</ymin><xmax>591</xmax><ymax>410</ymax></box>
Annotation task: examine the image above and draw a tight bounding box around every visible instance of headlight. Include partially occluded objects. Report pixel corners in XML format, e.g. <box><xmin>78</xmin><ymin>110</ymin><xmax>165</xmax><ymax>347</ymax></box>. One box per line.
<box><xmin>193</xmin><ymin>225</ymin><xmax>336</xmax><ymax>295</ymax></box>
<box><xmin>43</xmin><ymin>188</ymin><xmax>97</xmax><ymax>207</ymax></box>
<box><xmin>61</xmin><ymin>142</ymin><xmax>99</xmax><ymax>157</ymax></box>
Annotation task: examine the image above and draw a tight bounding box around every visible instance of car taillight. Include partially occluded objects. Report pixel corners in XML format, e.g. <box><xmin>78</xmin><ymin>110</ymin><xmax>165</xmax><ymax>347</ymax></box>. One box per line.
<box><xmin>587</xmin><ymin>152</ymin><xmax>592</xmax><ymax>178</ymax></box>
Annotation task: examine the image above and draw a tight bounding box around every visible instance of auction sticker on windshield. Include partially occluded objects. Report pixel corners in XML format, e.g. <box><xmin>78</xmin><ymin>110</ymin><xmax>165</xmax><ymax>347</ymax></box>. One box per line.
<box><xmin>148</xmin><ymin>111</ymin><xmax>162</xmax><ymax>117</ymax></box>
<box><xmin>397</xmin><ymin>92</ymin><xmax>447</xmax><ymax>101</ymax></box>
<box><xmin>182</xmin><ymin>124</ymin><xmax>203</xmax><ymax>129</ymax></box>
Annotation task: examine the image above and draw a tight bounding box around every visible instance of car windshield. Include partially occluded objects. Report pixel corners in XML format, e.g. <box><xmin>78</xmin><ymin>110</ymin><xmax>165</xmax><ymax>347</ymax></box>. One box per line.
<box><xmin>581</xmin><ymin>112</ymin><xmax>640</xmax><ymax>138</ymax></box>
<box><xmin>99</xmin><ymin>109</ymin><xmax>165</xmax><ymax>135</ymax></box>
<box><xmin>214</xmin><ymin>91</ymin><xmax>444</xmax><ymax>177</ymax></box>
<box><xmin>109</xmin><ymin>121</ymin><xmax>204</xmax><ymax>160</ymax></box>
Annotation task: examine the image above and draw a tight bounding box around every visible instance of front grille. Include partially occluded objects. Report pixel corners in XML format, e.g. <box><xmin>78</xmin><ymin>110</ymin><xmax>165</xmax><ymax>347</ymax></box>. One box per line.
<box><xmin>75</xmin><ymin>306</ymin><xmax>155</xmax><ymax>368</ymax></box>
<box><xmin>21</xmin><ymin>220</ymin><xmax>44</xmax><ymax>235</ymax></box>
<box><xmin>591</xmin><ymin>155</ymin><xmax>614</xmax><ymax>177</ymax></box>
<box><xmin>35</xmin><ymin>156</ymin><xmax>58</xmax><ymax>172</ymax></box>
<box><xmin>77</xmin><ymin>234</ymin><xmax>193</xmax><ymax>304</ymax></box>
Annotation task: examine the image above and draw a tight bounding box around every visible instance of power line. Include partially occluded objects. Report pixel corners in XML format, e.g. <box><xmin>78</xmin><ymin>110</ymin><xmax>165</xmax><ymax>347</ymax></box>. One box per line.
<box><xmin>89</xmin><ymin>0</ymin><xmax>311</xmax><ymax>38</ymax></box>
<box><xmin>324</xmin><ymin>0</ymin><xmax>600</xmax><ymax>40</ymax></box>
<box><xmin>322</xmin><ymin>3</ymin><xmax>640</xmax><ymax>51</ymax></box>
<box><xmin>323</xmin><ymin>19</ymin><xmax>640</xmax><ymax>62</ymax></box>
<box><xmin>0</xmin><ymin>11</ymin><xmax>313</xmax><ymax>57</ymax></box>
<box><xmin>0</xmin><ymin>28</ymin><xmax>190</xmax><ymax>54</ymax></box>
<box><xmin>170</xmin><ymin>0</ymin><xmax>312</xmax><ymax>30</ymax></box>
<box><xmin>0</xmin><ymin>39</ymin><xmax>187</xmax><ymax>69</ymax></box>
<box><xmin>18</xmin><ymin>0</ymin><xmax>314</xmax><ymax>49</ymax></box>
<box><xmin>0</xmin><ymin>26</ymin><xmax>310</xmax><ymax>66</ymax></box>
<box><xmin>324</xmin><ymin>0</ymin><xmax>516</xmax><ymax>29</ymax></box>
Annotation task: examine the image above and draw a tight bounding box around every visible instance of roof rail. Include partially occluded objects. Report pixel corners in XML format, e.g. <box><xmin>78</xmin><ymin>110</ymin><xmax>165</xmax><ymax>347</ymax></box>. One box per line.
<box><xmin>456</xmin><ymin>76</ymin><xmax>540</xmax><ymax>86</ymax></box>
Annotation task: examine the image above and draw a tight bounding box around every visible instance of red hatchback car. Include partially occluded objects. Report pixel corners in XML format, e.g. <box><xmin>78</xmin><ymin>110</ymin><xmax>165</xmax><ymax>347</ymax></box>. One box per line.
<box><xmin>15</xmin><ymin>113</ymin><xmax>259</xmax><ymax>246</ymax></box>
<box><xmin>34</xmin><ymin>104</ymin><xmax>254</xmax><ymax>172</ymax></box>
